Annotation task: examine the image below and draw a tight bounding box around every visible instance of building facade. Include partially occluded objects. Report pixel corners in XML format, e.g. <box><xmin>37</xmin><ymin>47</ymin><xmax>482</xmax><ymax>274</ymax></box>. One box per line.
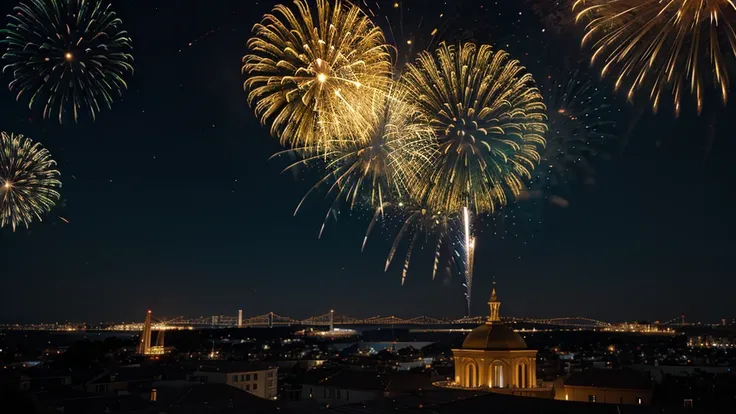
<box><xmin>451</xmin><ymin>286</ymin><xmax>539</xmax><ymax>391</ymax></box>
<box><xmin>554</xmin><ymin>369</ymin><xmax>653</xmax><ymax>405</ymax></box>
<box><xmin>191</xmin><ymin>363</ymin><xmax>278</xmax><ymax>400</ymax></box>
<box><xmin>559</xmin><ymin>385</ymin><xmax>651</xmax><ymax>405</ymax></box>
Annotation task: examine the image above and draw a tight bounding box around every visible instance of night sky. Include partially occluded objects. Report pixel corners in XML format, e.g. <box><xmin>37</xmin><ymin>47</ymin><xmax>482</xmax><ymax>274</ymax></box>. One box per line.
<box><xmin>1</xmin><ymin>0</ymin><xmax>734</xmax><ymax>324</ymax></box>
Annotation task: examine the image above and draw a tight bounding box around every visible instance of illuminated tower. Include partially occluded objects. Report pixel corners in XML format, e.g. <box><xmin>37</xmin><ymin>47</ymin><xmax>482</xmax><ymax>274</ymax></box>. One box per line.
<box><xmin>238</xmin><ymin>310</ymin><xmax>243</xmax><ymax>328</ymax></box>
<box><xmin>137</xmin><ymin>310</ymin><xmax>152</xmax><ymax>355</ymax></box>
<box><xmin>488</xmin><ymin>283</ymin><xmax>501</xmax><ymax>322</ymax></box>
<box><xmin>154</xmin><ymin>328</ymin><xmax>165</xmax><ymax>348</ymax></box>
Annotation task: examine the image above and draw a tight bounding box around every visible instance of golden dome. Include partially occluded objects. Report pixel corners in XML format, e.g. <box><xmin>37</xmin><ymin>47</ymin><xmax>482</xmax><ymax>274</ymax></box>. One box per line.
<box><xmin>461</xmin><ymin>322</ymin><xmax>527</xmax><ymax>350</ymax></box>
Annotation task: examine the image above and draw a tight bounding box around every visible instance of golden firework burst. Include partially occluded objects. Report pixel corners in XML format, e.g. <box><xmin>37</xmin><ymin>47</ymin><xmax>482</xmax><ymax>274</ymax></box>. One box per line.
<box><xmin>574</xmin><ymin>0</ymin><xmax>736</xmax><ymax>115</ymax></box>
<box><xmin>400</xmin><ymin>42</ymin><xmax>547</xmax><ymax>215</ymax></box>
<box><xmin>243</xmin><ymin>0</ymin><xmax>393</xmax><ymax>151</ymax></box>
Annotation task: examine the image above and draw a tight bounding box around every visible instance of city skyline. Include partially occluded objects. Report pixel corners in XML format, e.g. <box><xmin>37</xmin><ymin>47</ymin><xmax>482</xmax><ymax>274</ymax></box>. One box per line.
<box><xmin>0</xmin><ymin>297</ymin><xmax>718</xmax><ymax>326</ymax></box>
<box><xmin>1</xmin><ymin>0</ymin><xmax>734</xmax><ymax>324</ymax></box>
<box><xmin>0</xmin><ymin>310</ymin><xmax>693</xmax><ymax>327</ymax></box>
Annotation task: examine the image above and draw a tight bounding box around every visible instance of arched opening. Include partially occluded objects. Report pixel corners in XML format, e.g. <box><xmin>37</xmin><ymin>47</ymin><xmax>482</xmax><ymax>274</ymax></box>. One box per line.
<box><xmin>491</xmin><ymin>362</ymin><xmax>504</xmax><ymax>388</ymax></box>
<box><xmin>465</xmin><ymin>362</ymin><xmax>478</xmax><ymax>388</ymax></box>
<box><xmin>517</xmin><ymin>363</ymin><xmax>527</xmax><ymax>388</ymax></box>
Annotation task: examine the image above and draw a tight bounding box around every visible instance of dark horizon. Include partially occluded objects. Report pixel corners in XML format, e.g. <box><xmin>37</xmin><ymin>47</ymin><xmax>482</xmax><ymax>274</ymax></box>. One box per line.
<box><xmin>1</xmin><ymin>0</ymin><xmax>734</xmax><ymax>325</ymax></box>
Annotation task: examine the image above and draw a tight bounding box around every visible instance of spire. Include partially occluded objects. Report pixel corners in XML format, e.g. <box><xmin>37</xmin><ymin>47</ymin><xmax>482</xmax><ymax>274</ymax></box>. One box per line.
<box><xmin>487</xmin><ymin>282</ymin><xmax>501</xmax><ymax>323</ymax></box>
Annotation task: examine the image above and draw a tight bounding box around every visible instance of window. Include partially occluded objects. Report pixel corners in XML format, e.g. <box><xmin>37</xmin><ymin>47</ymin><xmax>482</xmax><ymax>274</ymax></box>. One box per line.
<box><xmin>637</xmin><ymin>397</ymin><xmax>642</xmax><ymax>405</ymax></box>
<box><xmin>254</xmin><ymin>374</ymin><xmax>258</xmax><ymax>381</ymax></box>
<box><xmin>253</xmin><ymin>384</ymin><xmax>258</xmax><ymax>390</ymax></box>
<box><xmin>245</xmin><ymin>374</ymin><xmax>250</xmax><ymax>381</ymax></box>
<box><xmin>346</xmin><ymin>390</ymin><xmax>350</xmax><ymax>402</ymax></box>
<box><xmin>588</xmin><ymin>395</ymin><xmax>596</xmax><ymax>403</ymax></box>
<box><xmin>620</xmin><ymin>397</ymin><xmax>624</xmax><ymax>404</ymax></box>
<box><xmin>233</xmin><ymin>375</ymin><xmax>238</xmax><ymax>382</ymax></box>
<box><xmin>684</xmin><ymin>399</ymin><xmax>693</xmax><ymax>408</ymax></box>
<box><xmin>246</xmin><ymin>384</ymin><xmax>250</xmax><ymax>391</ymax></box>
<box><xmin>267</xmin><ymin>372</ymin><xmax>274</xmax><ymax>378</ymax></box>
<box><xmin>240</xmin><ymin>374</ymin><xmax>245</xmax><ymax>381</ymax></box>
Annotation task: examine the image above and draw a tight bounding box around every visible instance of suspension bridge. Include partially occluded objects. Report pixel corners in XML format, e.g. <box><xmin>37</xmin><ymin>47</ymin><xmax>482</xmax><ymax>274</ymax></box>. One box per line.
<box><xmin>109</xmin><ymin>311</ymin><xmax>687</xmax><ymax>331</ymax></box>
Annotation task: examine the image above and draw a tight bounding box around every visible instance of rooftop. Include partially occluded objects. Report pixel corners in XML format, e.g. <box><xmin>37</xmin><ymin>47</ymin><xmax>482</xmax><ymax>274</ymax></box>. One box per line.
<box><xmin>193</xmin><ymin>361</ymin><xmax>276</xmax><ymax>374</ymax></box>
<box><xmin>287</xmin><ymin>391</ymin><xmax>706</xmax><ymax>414</ymax></box>
<box><xmin>36</xmin><ymin>391</ymin><xmax>151</xmax><ymax>414</ymax></box>
<box><xmin>461</xmin><ymin>323</ymin><xmax>528</xmax><ymax>350</ymax></box>
<box><xmin>152</xmin><ymin>383</ymin><xmax>278</xmax><ymax>413</ymax></box>
<box><xmin>299</xmin><ymin>369</ymin><xmax>435</xmax><ymax>392</ymax></box>
<box><xmin>565</xmin><ymin>369</ymin><xmax>652</xmax><ymax>390</ymax></box>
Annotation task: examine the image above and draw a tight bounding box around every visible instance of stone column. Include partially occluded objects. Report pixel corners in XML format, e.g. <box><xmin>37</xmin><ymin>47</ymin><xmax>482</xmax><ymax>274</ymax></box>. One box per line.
<box><xmin>529</xmin><ymin>360</ymin><xmax>536</xmax><ymax>388</ymax></box>
<box><xmin>521</xmin><ymin>363</ymin><xmax>526</xmax><ymax>388</ymax></box>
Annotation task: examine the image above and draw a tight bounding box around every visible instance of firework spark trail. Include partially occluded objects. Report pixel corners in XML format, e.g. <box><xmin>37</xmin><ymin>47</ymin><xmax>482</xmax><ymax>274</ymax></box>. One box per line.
<box><xmin>380</xmin><ymin>202</ymin><xmax>459</xmax><ymax>284</ymax></box>
<box><xmin>180</xmin><ymin>28</ymin><xmax>221</xmax><ymax>51</ymax></box>
<box><xmin>462</xmin><ymin>206</ymin><xmax>475</xmax><ymax>316</ymax></box>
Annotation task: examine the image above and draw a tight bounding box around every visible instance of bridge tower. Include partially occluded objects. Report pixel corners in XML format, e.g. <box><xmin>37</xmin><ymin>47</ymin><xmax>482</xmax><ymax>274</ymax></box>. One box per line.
<box><xmin>237</xmin><ymin>310</ymin><xmax>243</xmax><ymax>328</ymax></box>
<box><xmin>154</xmin><ymin>328</ymin><xmax>165</xmax><ymax>348</ymax></box>
<box><xmin>329</xmin><ymin>309</ymin><xmax>334</xmax><ymax>332</ymax></box>
<box><xmin>268</xmin><ymin>312</ymin><xmax>274</xmax><ymax>328</ymax></box>
<box><xmin>137</xmin><ymin>310</ymin><xmax>152</xmax><ymax>355</ymax></box>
